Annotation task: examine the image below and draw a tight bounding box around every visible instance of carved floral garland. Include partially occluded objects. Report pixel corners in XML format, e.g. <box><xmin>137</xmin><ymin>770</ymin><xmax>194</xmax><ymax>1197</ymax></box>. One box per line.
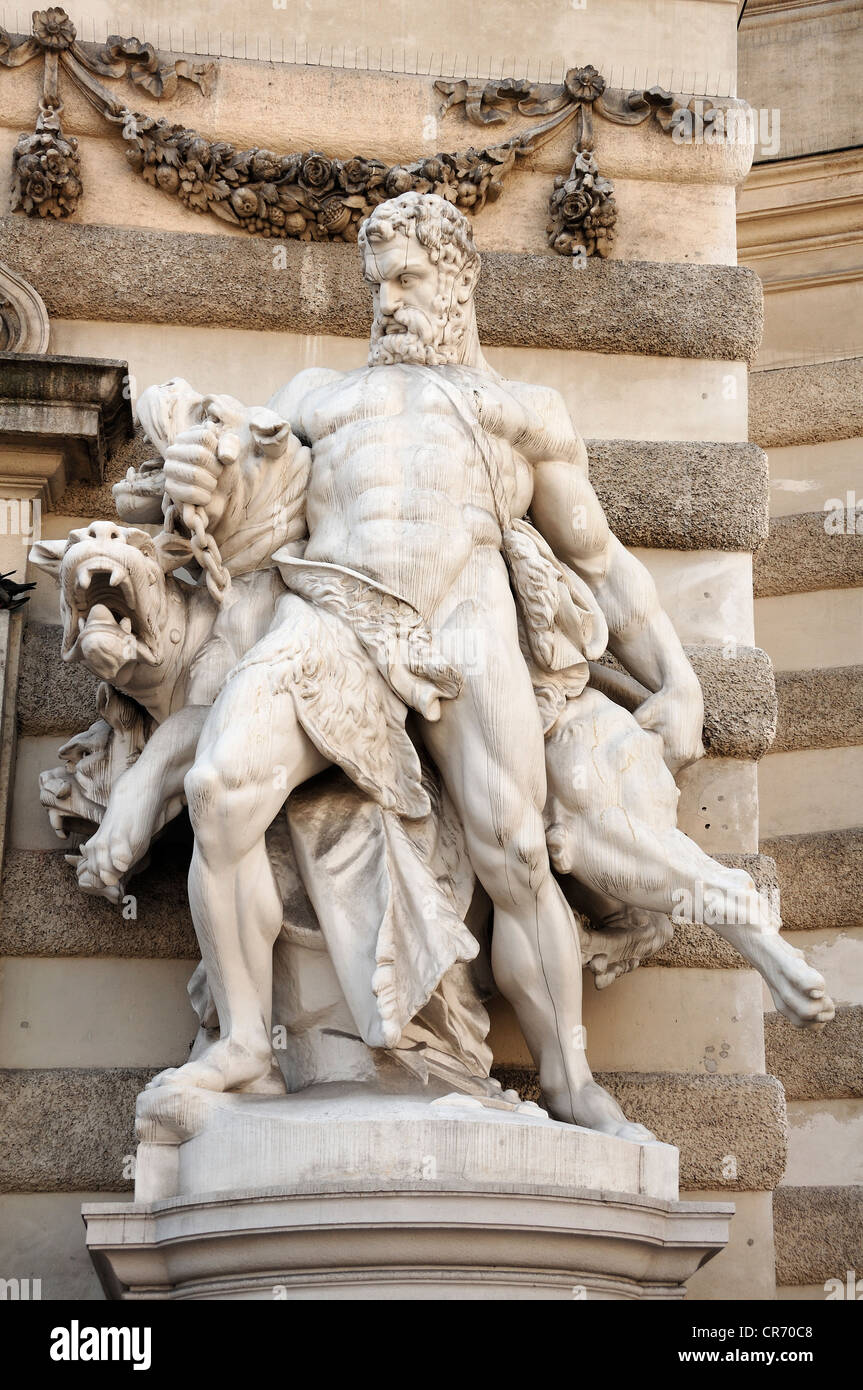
<box><xmin>2</xmin><ymin>9</ymin><xmax>723</xmax><ymax>256</ymax></box>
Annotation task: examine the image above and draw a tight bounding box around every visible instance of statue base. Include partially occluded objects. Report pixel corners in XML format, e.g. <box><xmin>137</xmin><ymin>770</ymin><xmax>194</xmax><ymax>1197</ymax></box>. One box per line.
<box><xmin>83</xmin><ymin>1083</ymin><xmax>732</xmax><ymax>1300</ymax></box>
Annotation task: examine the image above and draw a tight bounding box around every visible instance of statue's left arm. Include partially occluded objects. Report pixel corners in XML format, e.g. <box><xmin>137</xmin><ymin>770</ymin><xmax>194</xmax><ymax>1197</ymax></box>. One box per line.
<box><xmin>522</xmin><ymin>386</ymin><xmax>704</xmax><ymax>772</ymax></box>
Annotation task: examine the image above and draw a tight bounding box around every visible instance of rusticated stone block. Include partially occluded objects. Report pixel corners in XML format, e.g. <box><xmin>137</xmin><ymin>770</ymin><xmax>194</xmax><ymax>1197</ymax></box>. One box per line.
<box><xmin>19</xmin><ymin>627</ymin><xmax>777</xmax><ymax>763</ymax></box>
<box><xmin>750</xmin><ymin>357</ymin><xmax>863</xmax><ymax>449</ymax></box>
<box><xmin>686</xmin><ymin>645</ymin><xmax>777</xmax><ymax>761</ymax></box>
<box><xmin>765</xmin><ymin>1005</ymin><xmax>863</xmax><ymax>1101</ymax></box>
<box><xmin>760</xmin><ymin>828</ymin><xmax>863</xmax><ymax>930</ymax></box>
<box><xmin>773</xmin><ymin>666</ymin><xmax>863</xmax><ymax>752</ymax></box>
<box><xmin>0</xmin><ymin>1068</ymin><xmax>147</xmax><ymax>1192</ymax></box>
<box><xmin>17</xmin><ymin>622</ymin><xmax>99</xmax><ymax>738</ymax></box>
<box><xmin>491</xmin><ymin>1069</ymin><xmax>787</xmax><ymax>1191</ymax></box>
<box><xmin>3</xmin><ymin>1065</ymin><xmax>786</xmax><ymax>1194</ymax></box>
<box><xmin>774</xmin><ymin>1185</ymin><xmax>863</xmax><ymax>1287</ymax></box>
<box><xmin>0</xmin><ymin>847</ymin><xmax>196</xmax><ymax>958</ymax></box>
<box><xmin>0</xmin><ymin>216</ymin><xmax>764</xmax><ymax>361</ymax></box>
<box><xmin>588</xmin><ymin>441</ymin><xmax>768</xmax><ymax>551</ymax></box>
<box><xmin>754</xmin><ymin>512</ymin><xmax>863</xmax><ymax>598</ymax></box>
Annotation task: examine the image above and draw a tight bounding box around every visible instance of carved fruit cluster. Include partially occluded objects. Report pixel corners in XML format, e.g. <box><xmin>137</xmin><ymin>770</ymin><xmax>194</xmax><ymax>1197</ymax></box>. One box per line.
<box><xmin>11</xmin><ymin>111</ymin><xmax>82</xmax><ymax>219</ymax></box>
<box><xmin>121</xmin><ymin>112</ymin><xmax>518</xmax><ymax>240</ymax></box>
<box><xmin>547</xmin><ymin>152</ymin><xmax>617</xmax><ymax>258</ymax></box>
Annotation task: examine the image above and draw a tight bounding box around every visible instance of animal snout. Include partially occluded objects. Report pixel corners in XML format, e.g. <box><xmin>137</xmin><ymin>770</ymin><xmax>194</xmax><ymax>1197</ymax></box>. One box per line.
<box><xmin>85</xmin><ymin>520</ymin><xmax>123</xmax><ymax>544</ymax></box>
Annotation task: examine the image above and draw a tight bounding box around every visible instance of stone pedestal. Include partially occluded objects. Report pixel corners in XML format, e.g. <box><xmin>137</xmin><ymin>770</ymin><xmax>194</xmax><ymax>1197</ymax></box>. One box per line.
<box><xmin>83</xmin><ymin>1084</ymin><xmax>732</xmax><ymax>1300</ymax></box>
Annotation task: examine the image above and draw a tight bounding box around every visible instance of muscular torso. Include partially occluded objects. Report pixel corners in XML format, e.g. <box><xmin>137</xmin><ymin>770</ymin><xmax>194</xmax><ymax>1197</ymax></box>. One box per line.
<box><xmin>294</xmin><ymin>364</ymin><xmax>535</xmax><ymax>619</ymax></box>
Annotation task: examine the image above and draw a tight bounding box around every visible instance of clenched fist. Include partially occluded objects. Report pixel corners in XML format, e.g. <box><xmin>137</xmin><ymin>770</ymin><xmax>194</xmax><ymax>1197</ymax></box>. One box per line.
<box><xmin>163</xmin><ymin>424</ymin><xmax>239</xmax><ymax>529</ymax></box>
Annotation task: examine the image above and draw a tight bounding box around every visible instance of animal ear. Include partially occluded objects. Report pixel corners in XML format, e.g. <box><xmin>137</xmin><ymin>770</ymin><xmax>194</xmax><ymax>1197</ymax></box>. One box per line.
<box><xmin>28</xmin><ymin>539</ymin><xmax>66</xmax><ymax>582</ymax></box>
<box><xmin>248</xmin><ymin>408</ymin><xmax>294</xmax><ymax>459</ymax></box>
<box><xmin>154</xmin><ymin>530</ymin><xmax>194</xmax><ymax>574</ymax></box>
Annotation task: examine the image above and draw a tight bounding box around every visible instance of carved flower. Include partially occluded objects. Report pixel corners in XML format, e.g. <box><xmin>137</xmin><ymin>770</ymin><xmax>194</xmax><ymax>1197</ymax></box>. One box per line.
<box><xmin>25</xmin><ymin>172</ymin><xmax>51</xmax><ymax>203</ymax></box>
<box><xmin>560</xmin><ymin>188</ymin><xmax>592</xmax><ymax>224</ymax></box>
<box><xmin>42</xmin><ymin>150</ymin><xmax>68</xmax><ymax>178</ymax></box>
<box><xmin>299</xmin><ymin>154</ymin><xmax>335</xmax><ymax>193</ymax></box>
<box><xmin>385</xmin><ymin>166</ymin><xmax>414</xmax><ymax>196</ymax></box>
<box><xmin>340</xmin><ymin>156</ymin><xmax>386</xmax><ymax>193</ymax></box>
<box><xmin>33</xmin><ymin>7</ymin><xmax>75</xmax><ymax>50</ymax></box>
<box><xmin>564</xmin><ymin>65</ymin><xmax>606</xmax><ymax>103</ymax></box>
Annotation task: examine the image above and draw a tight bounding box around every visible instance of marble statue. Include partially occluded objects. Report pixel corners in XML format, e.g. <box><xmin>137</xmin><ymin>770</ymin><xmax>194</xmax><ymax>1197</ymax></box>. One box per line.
<box><xmin>32</xmin><ymin>192</ymin><xmax>834</xmax><ymax>1141</ymax></box>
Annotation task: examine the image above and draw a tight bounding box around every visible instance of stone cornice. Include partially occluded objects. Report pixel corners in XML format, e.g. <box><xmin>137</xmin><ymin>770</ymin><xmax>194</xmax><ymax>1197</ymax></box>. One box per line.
<box><xmin>737</xmin><ymin>149</ymin><xmax>863</xmax><ymax>271</ymax></box>
<box><xmin>0</xmin><ymin>352</ymin><xmax>134</xmax><ymax>482</ymax></box>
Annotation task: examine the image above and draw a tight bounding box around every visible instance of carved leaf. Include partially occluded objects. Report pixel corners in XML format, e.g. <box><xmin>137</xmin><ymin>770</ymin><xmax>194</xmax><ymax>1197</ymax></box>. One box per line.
<box><xmin>0</xmin><ymin>31</ymin><xmax>41</xmax><ymax>67</ymax></box>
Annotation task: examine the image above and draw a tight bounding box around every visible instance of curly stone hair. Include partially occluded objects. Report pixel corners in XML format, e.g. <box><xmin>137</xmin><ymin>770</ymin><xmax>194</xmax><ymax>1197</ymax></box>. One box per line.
<box><xmin>358</xmin><ymin>191</ymin><xmax>480</xmax><ymax>276</ymax></box>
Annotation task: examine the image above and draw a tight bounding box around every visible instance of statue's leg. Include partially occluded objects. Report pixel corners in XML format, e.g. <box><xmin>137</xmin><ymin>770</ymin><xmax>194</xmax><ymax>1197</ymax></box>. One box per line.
<box><xmin>420</xmin><ymin>579</ymin><xmax>653</xmax><ymax>1139</ymax></box>
<box><xmin>547</xmin><ymin>688</ymin><xmax>834</xmax><ymax>1028</ymax></box>
<box><xmin>148</xmin><ymin>664</ymin><xmax>327</xmax><ymax>1093</ymax></box>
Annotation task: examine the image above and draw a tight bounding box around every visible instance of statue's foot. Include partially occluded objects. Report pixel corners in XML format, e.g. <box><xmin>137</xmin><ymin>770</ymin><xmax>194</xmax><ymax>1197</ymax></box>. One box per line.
<box><xmin>764</xmin><ymin>946</ymin><xmax>835</xmax><ymax>1031</ymax></box>
<box><xmin>544</xmin><ymin>1077</ymin><xmax>655</xmax><ymax>1143</ymax></box>
<box><xmin>146</xmin><ymin>1038</ymin><xmax>285</xmax><ymax>1094</ymax></box>
<box><xmin>724</xmin><ymin>928</ymin><xmax>835</xmax><ymax>1031</ymax></box>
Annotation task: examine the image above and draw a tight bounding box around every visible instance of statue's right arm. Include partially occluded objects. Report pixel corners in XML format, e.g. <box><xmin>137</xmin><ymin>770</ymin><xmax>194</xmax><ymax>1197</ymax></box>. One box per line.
<box><xmin>162</xmin><ymin>368</ymin><xmax>342</xmax><ymax>525</ymax></box>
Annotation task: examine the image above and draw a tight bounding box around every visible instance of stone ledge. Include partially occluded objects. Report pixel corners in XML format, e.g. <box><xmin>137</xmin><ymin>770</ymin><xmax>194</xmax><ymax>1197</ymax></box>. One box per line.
<box><xmin>588</xmin><ymin>441</ymin><xmax>768</xmax><ymax>552</ymax></box>
<box><xmin>749</xmin><ymin>358</ymin><xmax>863</xmax><ymax>449</ymax></box>
<box><xmin>774</xmin><ymin>1186</ymin><xmax>863</xmax><ymax>1288</ymax></box>
<box><xmin>0</xmin><ymin>217</ymin><xmax>764</xmax><ymax>361</ymax></box>
<box><xmin>492</xmin><ymin>1069</ymin><xmax>787</xmax><ymax>1191</ymax></box>
<box><xmin>773</xmin><ymin>666</ymin><xmax>863</xmax><ymax>753</ymax></box>
<box><xmin>686</xmin><ymin>645</ymin><xmax>777</xmax><ymax>761</ymax></box>
<box><xmin>764</xmin><ymin>1005</ymin><xmax>863</xmax><ymax>1101</ymax></box>
<box><xmin>0</xmin><ymin>848</ymin><xmax>196</xmax><ymax>958</ymax></box>
<box><xmin>2</xmin><ymin>1066</ymin><xmax>785</xmax><ymax>1194</ymax></box>
<box><xmin>753</xmin><ymin>512</ymin><xmax>863</xmax><ymax>598</ymax></box>
<box><xmin>760</xmin><ymin>828</ymin><xmax>863</xmax><ymax>930</ymax></box>
<box><xmin>17</xmin><ymin>625</ymin><xmax>777</xmax><ymax>764</ymax></box>
<box><xmin>646</xmin><ymin>853</ymin><xmax>779</xmax><ymax>970</ymax></box>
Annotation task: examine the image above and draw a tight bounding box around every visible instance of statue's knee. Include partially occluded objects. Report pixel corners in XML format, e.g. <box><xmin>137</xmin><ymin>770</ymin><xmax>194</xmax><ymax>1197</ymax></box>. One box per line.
<box><xmin>185</xmin><ymin>761</ymin><xmax>225</xmax><ymax>834</ymax></box>
<box><xmin>472</xmin><ymin>824</ymin><xmax>550</xmax><ymax>905</ymax></box>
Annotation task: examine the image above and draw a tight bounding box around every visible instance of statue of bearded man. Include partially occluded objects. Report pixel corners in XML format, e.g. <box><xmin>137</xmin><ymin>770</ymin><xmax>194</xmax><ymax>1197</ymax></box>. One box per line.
<box><xmin>117</xmin><ymin>191</ymin><xmax>829</xmax><ymax>1135</ymax></box>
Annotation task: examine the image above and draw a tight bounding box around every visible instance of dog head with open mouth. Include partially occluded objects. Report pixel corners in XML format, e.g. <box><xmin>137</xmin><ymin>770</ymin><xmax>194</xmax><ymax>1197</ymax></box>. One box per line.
<box><xmin>30</xmin><ymin>521</ymin><xmax>173</xmax><ymax>686</ymax></box>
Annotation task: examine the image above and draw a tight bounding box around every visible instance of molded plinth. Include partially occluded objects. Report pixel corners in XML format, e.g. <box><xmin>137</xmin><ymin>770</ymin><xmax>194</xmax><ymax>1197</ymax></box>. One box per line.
<box><xmin>83</xmin><ymin>1085</ymin><xmax>732</xmax><ymax>1300</ymax></box>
